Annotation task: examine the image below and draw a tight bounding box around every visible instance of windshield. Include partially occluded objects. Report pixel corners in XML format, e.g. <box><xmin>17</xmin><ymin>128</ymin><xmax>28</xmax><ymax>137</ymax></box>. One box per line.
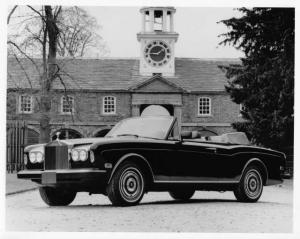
<box><xmin>106</xmin><ymin>117</ymin><xmax>174</xmax><ymax>139</ymax></box>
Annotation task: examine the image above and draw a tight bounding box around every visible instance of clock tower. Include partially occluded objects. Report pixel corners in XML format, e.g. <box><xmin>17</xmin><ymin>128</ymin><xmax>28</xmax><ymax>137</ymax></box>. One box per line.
<box><xmin>137</xmin><ymin>7</ymin><xmax>179</xmax><ymax>76</ymax></box>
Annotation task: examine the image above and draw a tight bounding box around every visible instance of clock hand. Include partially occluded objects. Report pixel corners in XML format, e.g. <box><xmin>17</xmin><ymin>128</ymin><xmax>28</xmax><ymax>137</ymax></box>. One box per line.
<box><xmin>150</xmin><ymin>51</ymin><xmax>159</xmax><ymax>55</ymax></box>
<box><xmin>157</xmin><ymin>49</ymin><xmax>165</xmax><ymax>55</ymax></box>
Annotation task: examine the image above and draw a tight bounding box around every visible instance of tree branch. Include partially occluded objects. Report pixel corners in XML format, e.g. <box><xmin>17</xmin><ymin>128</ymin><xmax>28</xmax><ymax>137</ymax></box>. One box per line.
<box><xmin>27</xmin><ymin>5</ymin><xmax>46</xmax><ymax>23</ymax></box>
<box><xmin>7</xmin><ymin>40</ymin><xmax>41</xmax><ymax>76</ymax></box>
<box><xmin>7</xmin><ymin>5</ymin><xmax>18</xmax><ymax>24</ymax></box>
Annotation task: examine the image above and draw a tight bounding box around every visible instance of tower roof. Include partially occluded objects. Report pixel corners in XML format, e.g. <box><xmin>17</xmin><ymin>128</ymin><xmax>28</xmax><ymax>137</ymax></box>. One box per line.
<box><xmin>140</xmin><ymin>6</ymin><xmax>176</xmax><ymax>13</ymax></box>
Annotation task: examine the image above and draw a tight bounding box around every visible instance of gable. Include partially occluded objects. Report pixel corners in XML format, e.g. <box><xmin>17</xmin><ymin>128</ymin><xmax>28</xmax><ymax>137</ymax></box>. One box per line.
<box><xmin>131</xmin><ymin>75</ymin><xmax>184</xmax><ymax>93</ymax></box>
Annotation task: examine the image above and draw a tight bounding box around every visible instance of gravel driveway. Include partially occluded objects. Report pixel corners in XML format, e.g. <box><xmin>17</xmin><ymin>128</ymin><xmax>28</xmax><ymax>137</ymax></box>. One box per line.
<box><xmin>6</xmin><ymin>180</ymin><xmax>293</xmax><ymax>232</ymax></box>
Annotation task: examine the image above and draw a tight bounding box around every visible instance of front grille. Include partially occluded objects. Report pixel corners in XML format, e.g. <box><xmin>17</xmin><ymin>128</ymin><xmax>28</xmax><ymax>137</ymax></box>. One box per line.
<box><xmin>44</xmin><ymin>143</ymin><xmax>69</xmax><ymax>170</ymax></box>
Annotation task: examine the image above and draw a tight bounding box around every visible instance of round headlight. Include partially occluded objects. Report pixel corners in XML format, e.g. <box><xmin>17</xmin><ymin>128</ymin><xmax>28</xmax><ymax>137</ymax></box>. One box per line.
<box><xmin>29</xmin><ymin>152</ymin><xmax>37</xmax><ymax>163</ymax></box>
<box><xmin>24</xmin><ymin>154</ymin><xmax>28</xmax><ymax>165</ymax></box>
<box><xmin>79</xmin><ymin>150</ymin><xmax>87</xmax><ymax>161</ymax></box>
<box><xmin>36</xmin><ymin>152</ymin><xmax>44</xmax><ymax>163</ymax></box>
<box><xmin>90</xmin><ymin>151</ymin><xmax>95</xmax><ymax>163</ymax></box>
<box><xmin>72</xmin><ymin>150</ymin><xmax>79</xmax><ymax>161</ymax></box>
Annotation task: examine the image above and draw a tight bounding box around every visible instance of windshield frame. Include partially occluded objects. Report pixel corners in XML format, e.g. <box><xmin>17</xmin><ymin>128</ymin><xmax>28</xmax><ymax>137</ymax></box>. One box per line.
<box><xmin>106</xmin><ymin>116</ymin><xmax>175</xmax><ymax>140</ymax></box>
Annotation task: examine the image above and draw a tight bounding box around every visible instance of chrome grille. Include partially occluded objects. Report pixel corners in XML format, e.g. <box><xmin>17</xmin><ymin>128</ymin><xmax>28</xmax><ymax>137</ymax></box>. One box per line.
<box><xmin>44</xmin><ymin>143</ymin><xmax>69</xmax><ymax>170</ymax></box>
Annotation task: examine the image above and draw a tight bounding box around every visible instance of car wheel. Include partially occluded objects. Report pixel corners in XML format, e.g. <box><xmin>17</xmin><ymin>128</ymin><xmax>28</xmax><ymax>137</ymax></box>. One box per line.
<box><xmin>234</xmin><ymin>165</ymin><xmax>263</xmax><ymax>202</ymax></box>
<box><xmin>39</xmin><ymin>187</ymin><xmax>77</xmax><ymax>206</ymax></box>
<box><xmin>107</xmin><ymin>162</ymin><xmax>145</xmax><ymax>206</ymax></box>
<box><xmin>169</xmin><ymin>189</ymin><xmax>195</xmax><ymax>201</ymax></box>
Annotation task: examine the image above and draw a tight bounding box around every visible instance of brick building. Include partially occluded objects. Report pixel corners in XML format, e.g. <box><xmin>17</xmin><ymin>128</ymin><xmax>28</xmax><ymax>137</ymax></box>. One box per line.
<box><xmin>7</xmin><ymin>6</ymin><xmax>242</xmax><ymax>144</ymax></box>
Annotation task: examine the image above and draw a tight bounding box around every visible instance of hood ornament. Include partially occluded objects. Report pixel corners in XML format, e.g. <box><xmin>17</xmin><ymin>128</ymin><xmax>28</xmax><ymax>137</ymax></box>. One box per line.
<box><xmin>56</xmin><ymin>132</ymin><xmax>61</xmax><ymax>141</ymax></box>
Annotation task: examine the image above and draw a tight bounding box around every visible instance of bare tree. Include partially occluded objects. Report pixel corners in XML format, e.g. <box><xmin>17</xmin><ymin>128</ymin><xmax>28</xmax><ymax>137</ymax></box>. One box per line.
<box><xmin>7</xmin><ymin>5</ymin><xmax>107</xmax><ymax>142</ymax></box>
<box><xmin>57</xmin><ymin>7</ymin><xmax>107</xmax><ymax>57</ymax></box>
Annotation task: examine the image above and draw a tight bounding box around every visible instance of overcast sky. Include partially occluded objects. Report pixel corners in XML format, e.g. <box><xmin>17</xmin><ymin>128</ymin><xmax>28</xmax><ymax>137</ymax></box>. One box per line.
<box><xmin>83</xmin><ymin>6</ymin><xmax>244</xmax><ymax>59</ymax></box>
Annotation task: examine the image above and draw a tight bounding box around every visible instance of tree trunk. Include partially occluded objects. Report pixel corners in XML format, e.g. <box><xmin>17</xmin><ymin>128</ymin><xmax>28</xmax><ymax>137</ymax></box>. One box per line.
<box><xmin>39</xmin><ymin>6</ymin><xmax>59</xmax><ymax>143</ymax></box>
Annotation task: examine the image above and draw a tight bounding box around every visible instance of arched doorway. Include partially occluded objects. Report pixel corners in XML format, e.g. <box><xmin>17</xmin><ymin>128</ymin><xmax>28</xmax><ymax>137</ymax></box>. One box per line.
<box><xmin>93</xmin><ymin>128</ymin><xmax>111</xmax><ymax>137</ymax></box>
<box><xmin>140</xmin><ymin>104</ymin><xmax>171</xmax><ymax>116</ymax></box>
<box><xmin>51</xmin><ymin>129</ymin><xmax>83</xmax><ymax>140</ymax></box>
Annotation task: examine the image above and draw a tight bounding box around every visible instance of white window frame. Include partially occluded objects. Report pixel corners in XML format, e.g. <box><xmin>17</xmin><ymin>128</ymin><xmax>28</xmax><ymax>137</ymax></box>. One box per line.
<box><xmin>197</xmin><ymin>97</ymin><xmax>211</xmax><ymax>116</ymax></box>
<box><xmin>61</xmin><ymin>95</ymin><xmax>74</xmax><ymax>115</ymax></box>
<box><xmin>19</xmin><ymin>95</ymin><xmax>33</xmax><ymax>114</ymax></box>
<box><xmin>102</xmin><ymin>96</ymin><xmax>116</xmax><ymax>115</ymax></box>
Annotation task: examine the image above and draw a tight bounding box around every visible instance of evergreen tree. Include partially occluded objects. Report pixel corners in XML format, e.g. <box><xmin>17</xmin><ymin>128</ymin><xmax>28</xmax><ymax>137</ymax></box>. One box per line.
<box><xmin>219</xmin><ymin>8</ymin><xmax>294</xmax><ymax>150</ymax></box>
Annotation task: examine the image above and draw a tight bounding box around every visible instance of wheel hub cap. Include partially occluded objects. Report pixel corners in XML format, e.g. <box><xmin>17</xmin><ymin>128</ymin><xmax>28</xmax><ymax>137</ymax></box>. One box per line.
<box><xmin>244</xmin><ymin>169</ymin><xmax>262</xmax><ymax>199</ymax></box>
<box><xmin>119</xmin><ymin>167</ymin><xmax>144</xmax><ymax>203</ymax></box>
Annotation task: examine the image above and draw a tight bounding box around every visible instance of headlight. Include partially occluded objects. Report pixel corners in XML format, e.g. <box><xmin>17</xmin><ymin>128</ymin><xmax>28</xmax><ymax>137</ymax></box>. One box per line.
<box><xmin>29</xmin><ymin>152</ymin><xmax>37</xmax><ymax>163</ymax></box>
<box><xmin>90</xmin><ymin>151</ymin><xmax>95</xmax><ymax>163</ymax></box>
<box><xmin>29</xmin><ymin>152</ymin><xmax>44</xmax><ymax>164</ymax></box>
<box><xmin>71</xmin><ymin>150</ymin><xmax>79</xmax><ymax>161</ymax></box>
<box><xmin>36</xmin><ymin>152</ymin><xmax>43</xmax><ymax>163</ymax></box>
<box><xmin>79</xmin><ymin>150</ymin><xmax>87</xmax><ymax>161</ymax></box>
<box><xmin>24</xmin><ymin>154</ymin><xmax>28</xmax><ymax>165</ymax></box>
<box><xmin>71</xmin><ymin>149</ymin><xmax>88</xmax><ymax>162</ymax></box>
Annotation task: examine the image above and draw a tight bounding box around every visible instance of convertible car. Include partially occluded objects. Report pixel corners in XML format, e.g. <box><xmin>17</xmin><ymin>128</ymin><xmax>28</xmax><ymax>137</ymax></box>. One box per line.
<box><xmin>17</xmin><ymin>116</ymin><xmax>286</xmax><ymax>206</ymax></box>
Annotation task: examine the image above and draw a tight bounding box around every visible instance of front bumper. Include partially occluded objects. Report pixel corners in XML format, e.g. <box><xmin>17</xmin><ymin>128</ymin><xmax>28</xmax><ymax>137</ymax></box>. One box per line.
<box><xmin>17</xmin><ymin>168</ymin><xmax>108</xmax><ymax>186</ymax></box>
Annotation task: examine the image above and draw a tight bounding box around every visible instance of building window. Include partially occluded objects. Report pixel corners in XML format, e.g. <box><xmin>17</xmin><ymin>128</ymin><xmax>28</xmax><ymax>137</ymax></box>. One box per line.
<box><xmin>103</xmin><ymin>96</ymin><xmax>116</xmax><ymax>115</ymax></box>
<box><xmin>61</xmin><ymin>96</ymin><xmax>74</xmax><ymax>114</ymax></box>
<box><xmin>198</xmin><ymin>97</ymin><xmax>211</xmax><ymax>116</ymax></box>
<box><xmin>239</xmin><ymin>104</ymin><xmax>246</xmax><ymax>117</ymax></box>
<box><xmin>19</xmin><ymin>95</ymin><xmax>33</xmax><ymax>114</ymax></box>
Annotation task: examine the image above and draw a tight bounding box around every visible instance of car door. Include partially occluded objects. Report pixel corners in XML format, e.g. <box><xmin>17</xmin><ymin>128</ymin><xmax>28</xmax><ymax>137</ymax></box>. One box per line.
<box><xmin>173</xmin><ymin>141</ymin><xmax>236</xmax><ymax>182</ymax></box>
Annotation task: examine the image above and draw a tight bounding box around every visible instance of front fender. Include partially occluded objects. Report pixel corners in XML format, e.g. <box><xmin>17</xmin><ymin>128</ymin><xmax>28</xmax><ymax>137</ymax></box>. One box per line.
<box><xmin>106</xmin><ymin>152</ymin><xmax>155</xmax><ymax>184</ymax></box>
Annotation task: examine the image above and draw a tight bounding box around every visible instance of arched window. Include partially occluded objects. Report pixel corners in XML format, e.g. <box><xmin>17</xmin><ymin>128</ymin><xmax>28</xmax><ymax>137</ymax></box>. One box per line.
<box><xmin>103</xmin><ymin>96</ymin><xmax>116</xmax><ymax>115</ymax></box>
<box><xmin>61</xmin><ymin>96</ymin><xmax>74</xmax><ymax>114</ymax></box>
<box><xmin>198</xmin><ymin>97</ymin><xmax>211</xmax><ymax>116</ymax></box>
<box><xmin>93</xmin><ymin>128</ymin><xmax>112</xmax><ymax>137</ymax></box>
<box><xmin>52</xmin><ymin>129</ymin><xmax>82</xmax><ymax>140</ymax></box>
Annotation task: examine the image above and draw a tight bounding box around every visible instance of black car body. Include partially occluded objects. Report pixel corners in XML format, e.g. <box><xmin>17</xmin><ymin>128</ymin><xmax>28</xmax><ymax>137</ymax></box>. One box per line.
<box><xmin>18</xmin><ymin>116</ymin><xmax>286</xmax><ymax>206</ymax></box>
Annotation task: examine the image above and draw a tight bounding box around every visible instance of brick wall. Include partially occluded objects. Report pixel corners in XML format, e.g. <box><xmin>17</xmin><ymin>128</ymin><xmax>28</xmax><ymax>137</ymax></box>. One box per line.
<box><xmin>7</xmin><ymin>90</ymin><xmax>131</xmax><ymax>137</ymax></box>
<box><xmin>7</xmin><ymin>90</ymin><xmax>244</xmax><ymax>137</ymax></box>
<box><xmin>182</xmin><ymin>93</ymin><xmax>241</xmax><ymax>123</ymax></box>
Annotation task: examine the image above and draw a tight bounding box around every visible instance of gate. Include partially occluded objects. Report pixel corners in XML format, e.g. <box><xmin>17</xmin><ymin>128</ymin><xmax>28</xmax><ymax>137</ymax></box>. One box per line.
<box><xmin>6</xmin><ymin>121</ymin><xmax>26</xmax><ymax>173</ymax></box>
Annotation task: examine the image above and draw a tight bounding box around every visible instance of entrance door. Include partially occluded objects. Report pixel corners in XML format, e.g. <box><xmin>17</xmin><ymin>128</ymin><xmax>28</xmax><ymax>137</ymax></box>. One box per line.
<box><xmin>140</xmin><ymin>104</ymin><xmax>172</xmax><ymax>116</ymax></box>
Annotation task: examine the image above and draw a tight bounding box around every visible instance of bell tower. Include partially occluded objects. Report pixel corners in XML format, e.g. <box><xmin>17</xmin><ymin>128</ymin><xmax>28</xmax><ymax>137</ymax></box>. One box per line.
<box><xmin>137</xmin><ymin>7</ymin><xmax>179</xmax><ymax>76</ymax></box>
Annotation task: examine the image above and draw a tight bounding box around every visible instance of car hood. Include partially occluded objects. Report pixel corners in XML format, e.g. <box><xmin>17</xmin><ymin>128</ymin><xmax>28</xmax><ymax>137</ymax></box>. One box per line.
<box><xmin>24</xmin><ymin>136</ymin><xmax>155</xmax><ymax>153</ymax></box>
<box><xmin>24</xmin><ymin>137</ymin><xmax>114</xmax><ymax>153</ymax></box>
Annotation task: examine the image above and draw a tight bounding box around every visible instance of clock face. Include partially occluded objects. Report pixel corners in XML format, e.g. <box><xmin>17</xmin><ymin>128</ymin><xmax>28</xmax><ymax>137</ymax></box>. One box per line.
<box><xmin>144</xmin><ymin>41</ymin><xmax>171</xmax><ymax>67</ymax></box>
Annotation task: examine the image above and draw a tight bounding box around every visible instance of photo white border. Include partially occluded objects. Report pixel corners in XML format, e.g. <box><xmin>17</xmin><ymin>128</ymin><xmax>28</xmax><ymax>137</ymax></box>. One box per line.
<box><xmin>1</xmin><ymin>0</ymin><xmax>298</xmax><ymax>239</ymax></box>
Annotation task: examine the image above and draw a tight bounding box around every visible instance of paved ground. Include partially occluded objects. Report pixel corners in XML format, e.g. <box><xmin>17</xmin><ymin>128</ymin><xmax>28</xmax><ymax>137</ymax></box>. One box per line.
<box><xmin>6</xmin><ymin>173</ymin><xmax>37</xmax><ymax>195</ymax></box>
<box><xmin>5</xmin><ymin>180</ymin><xmax>293</xmax><ymax>232</ymax></box>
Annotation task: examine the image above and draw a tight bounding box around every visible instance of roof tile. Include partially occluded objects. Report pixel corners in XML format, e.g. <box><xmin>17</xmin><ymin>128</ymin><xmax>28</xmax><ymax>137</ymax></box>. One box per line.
<box><xmin>7</xmin><ymin>58</ymin><xmax>238</xmax><ymax>92</ymax></box>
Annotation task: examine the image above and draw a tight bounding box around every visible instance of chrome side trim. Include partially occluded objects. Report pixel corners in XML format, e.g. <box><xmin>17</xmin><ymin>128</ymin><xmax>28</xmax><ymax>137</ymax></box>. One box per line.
<box><xmin>239</xmin><ymin>158</ymin><xmax>268</xmax><ymax>183</ymax></box>
<box><xmin>18</xmin><ymin>169</ymin><xmax>107</xmax><ymax>174</ymax></box>
<box><xmin>108</xmin><ymin>153</ymin><xmax>155</xmax><ymax>184</ymax></box>
<box><xmin>154</xmin><ymin>180</ymin><xmax>239</xmax><ymax>184</ymax></box>
<box><xmin>153</xmin><ymin>175</ymin><xmax>239</xmax><ymax>184</ymax></box>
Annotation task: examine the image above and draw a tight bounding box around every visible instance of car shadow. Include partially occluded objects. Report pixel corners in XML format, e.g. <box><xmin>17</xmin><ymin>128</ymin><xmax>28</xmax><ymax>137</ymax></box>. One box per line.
<box><xmin>47</xmin><ymin>198</ymin><xmax>264</xmax><ymax>209</ymax></box>
<box><xmin>39</xmin><ymin>197</ymin><xmax>285</xmax><ymax>209</ymax></box>
<box><xmin>141</xmin><ymin>198</ymin><xmax>236</xmax><ymax>205</ymax></box>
